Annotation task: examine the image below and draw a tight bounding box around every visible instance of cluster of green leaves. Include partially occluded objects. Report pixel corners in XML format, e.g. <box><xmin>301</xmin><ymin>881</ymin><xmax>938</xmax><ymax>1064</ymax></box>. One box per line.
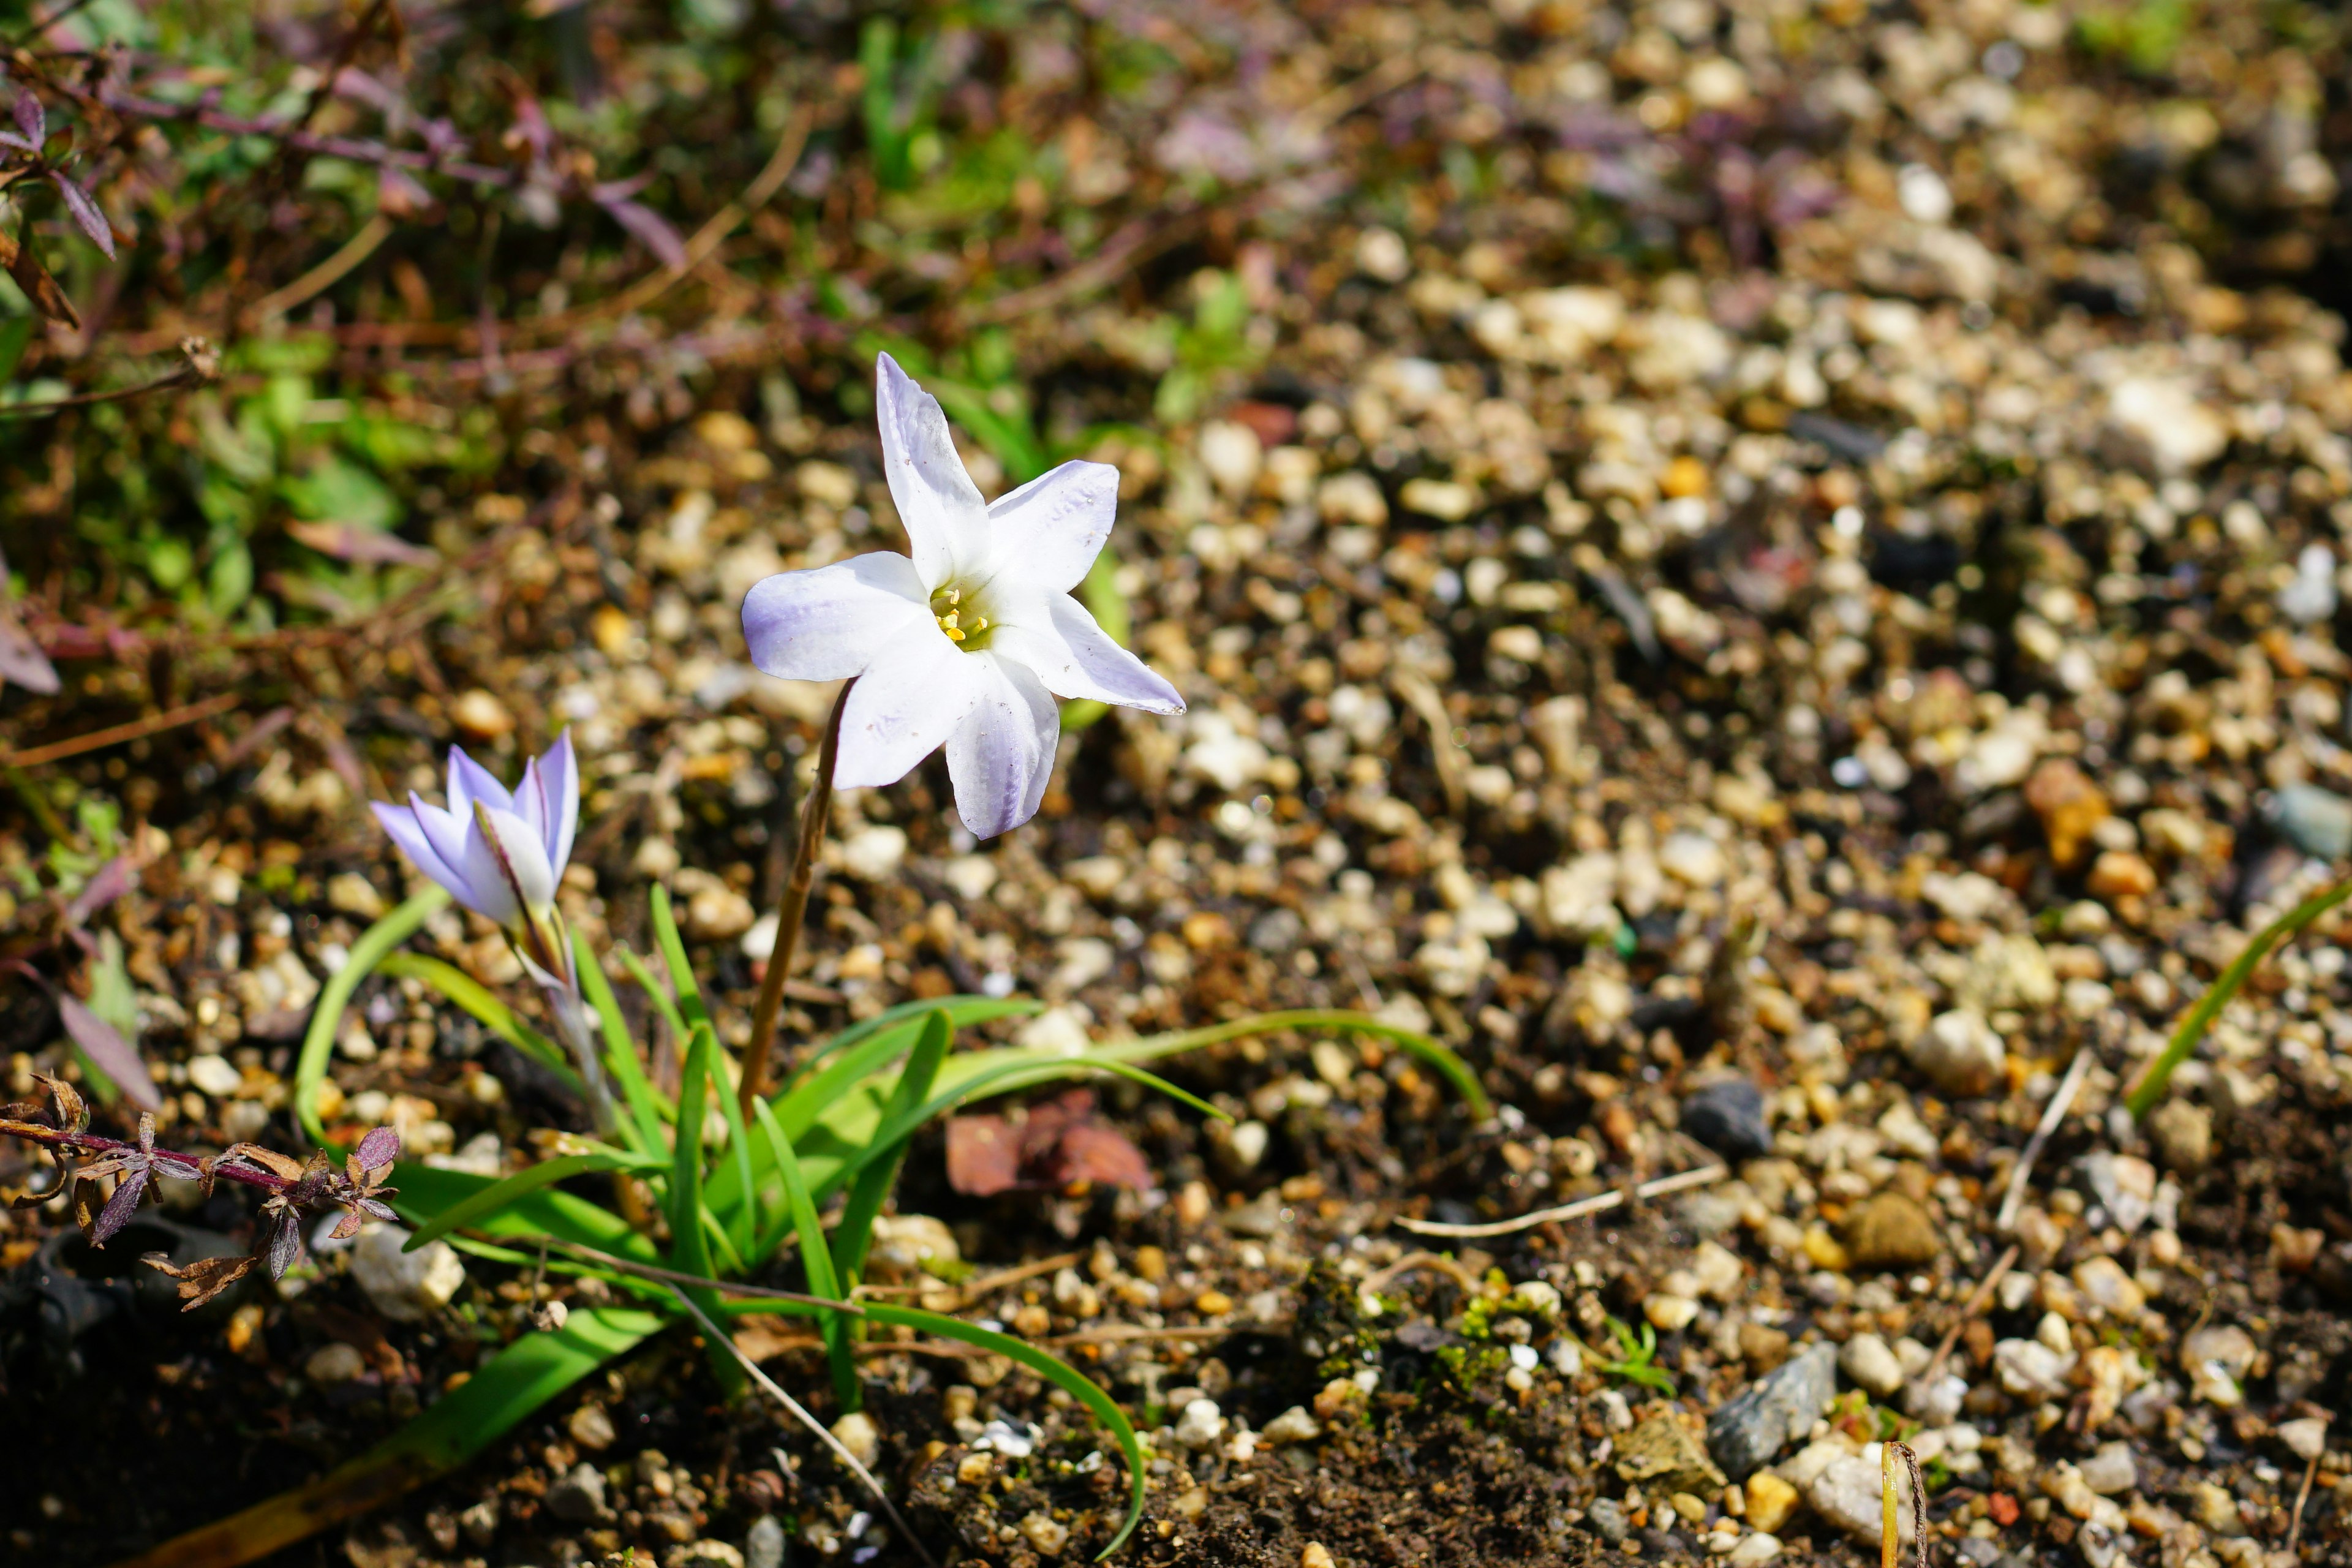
<box><xmin>52</xmin><ymin>336</ymin><xmax>495</xmax><ymax>632</ymax></box>
<box><xmin>1593</xmin><ymin>1314</ymin><xmax>1675</xmax><ymax>1396</ymax></box>
<box><xmin>2075</xmin><ymin>0</ymin><xmax>2195</xmax><ymax>72</ymax></box>
<box><xmin>257</xmin><ymin>883</ymin><xmax>1488</xmax><ymax>1562</ymax></box>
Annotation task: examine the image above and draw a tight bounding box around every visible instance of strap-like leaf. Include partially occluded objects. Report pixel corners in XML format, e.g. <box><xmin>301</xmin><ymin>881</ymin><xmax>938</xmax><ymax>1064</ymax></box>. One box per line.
<box><xmin>571</xmin><ymin>927</ymin><xmax>665</xmax><ymax>1154</ymax></box>
<box><xmin>863</xmin><ymin>1302</ymin><xmax>1147</xmax><ymax>1560</ymax></box>
<box><xmin>401</xmin><ymin>1151</ymin><xmax>657</xmax><ymax>1253</ymax></box>
<box><xmin>392</xmin><ymin>1163</ymin><xmax>661</xmax><ymax>1263</ymax></box>
<box><xmin>827</xmin><ymin>1009</ymin><xmax>951</xmax><ymax>1366</ymax></box>
<box><xmin>668</xmin><ymin>1022</ymin><xmax>741</xmax><ymax>1394</ymax></box>
<box><xmin>296</xmin><ymin>888</ymin><xmax>451</xmax><ymax>1150</ymax></box>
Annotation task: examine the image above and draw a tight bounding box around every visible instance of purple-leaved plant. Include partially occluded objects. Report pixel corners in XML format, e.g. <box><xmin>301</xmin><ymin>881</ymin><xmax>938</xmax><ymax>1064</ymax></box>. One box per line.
<box><xmin>1</xmin><ymin>1074</ymin><xmax>399</xmax><ymax>1310</ymax></box>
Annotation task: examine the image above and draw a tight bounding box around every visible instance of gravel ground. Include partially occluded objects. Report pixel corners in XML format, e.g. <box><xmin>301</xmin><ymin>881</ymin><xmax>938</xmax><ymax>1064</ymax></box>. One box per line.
<box><xmin>7</xmin><ymin>1</ymin><xmax>2352</xmax><ymax>1566</ymax></box>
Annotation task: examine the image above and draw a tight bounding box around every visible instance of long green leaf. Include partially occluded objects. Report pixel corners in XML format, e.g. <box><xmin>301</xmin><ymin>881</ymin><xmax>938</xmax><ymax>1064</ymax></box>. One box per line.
<box><xmin>296</xmin><ymin>887</ymin><xmax>450</xmax><ymax>1149</ymax></box>
<box><xmin>638</xmin><ymin>895</ymin><xmax>757</xmax><ymax>1254</ymax></box>
<box><xmin>752</xmin><ymin>1096</ymin><xmax>854</xmax><ymax>1405</ymax></box>
<box><xmin>830</xmin><ymin>1008</ymin><xmax>951</xmax><ymax>1290</ymax></box>
<box><xmin>401</xmin><ymin>1152</ymin><xmax>657</xmax><ymax>1252</ymax></box>
<box><xmin>618</xmin><ymin>944</ymin><xmax>692</xmax><ymax>1058</ymax></box>
<box><xmin>669</xmin><ymin>1022</ymin><xmax>741</xmax><ymax>1393</ymax></box>
<box><xmin>769</xmin><ymin>1001</ymin><xmax>1026</xmax><ymax>1140</ymax></box>
<box><xmin>793</xmin><ymin>993</ymin><xmax>1039</xmax><ymax>1076</ymax></box>
<box><xmin>1095</xmin><ymin>1009</ymin><xmax>1491</xmax><ymax>1118</ymax></box>
<box><xmin>391</xmin><ymin>1164</ymin><xmax>662</xmax><ymax>1263</ymax></box>
<box><xmin>706</xmin><ymin>997</ymin><xmax>1033</xmax><ymax>1224</ymax></box>
<box><xmin>374</xmin><ymin>951</ymin><xmax>579</xmax><ymax>1091</ymax></box>
<box><xmin>2125</xmin><ymin>876</ymin><xmax>2352</xmax><ymax>1117</ymax></box>
<box><xmin>864</xmin><ymin>1303</ymin><xmax>1145</xmax><ymax>1560</ymax></box>
<box><xmin>649</xmin><ymin>884</ymin><xmax>713</xmax><ymax>1035</ymax></box>
<box><xmin>105</xmin><ymin>1306</ymin><xmax>665</xmax><ymax>1568</ymax></box>
<box><xmin>573</xmin><ymin>927</ymin><xmax>666</xmax><ymax>1154</ymax></box>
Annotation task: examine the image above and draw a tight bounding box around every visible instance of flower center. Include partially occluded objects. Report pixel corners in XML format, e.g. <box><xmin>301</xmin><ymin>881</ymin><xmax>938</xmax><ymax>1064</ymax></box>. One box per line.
<box><xmin>929</xmin><ymin>583</ymin><xmax>996</xmax><ymax>650</ymax></box>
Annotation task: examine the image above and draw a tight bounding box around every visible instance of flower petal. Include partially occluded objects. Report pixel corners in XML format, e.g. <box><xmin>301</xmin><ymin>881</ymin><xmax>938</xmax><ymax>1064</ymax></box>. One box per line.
<box><xmin>409</xmin><ymin>795</ymin><xmax>488</xmax><ymax>907</ymax></box>
<box><xmin>833</xmin><ymin>625</ymin><xmax>990</xmax><ymax>789</ymax></box>
<box><xmin>982</xmin><ymin>459</ymin><xmax>1119</xmax><ymax>595</ymax></box>
<box><xmin>466</xmin><ymin>806</ymin><xmax>555</xmax><ymax>922</ymax></box>
<box><xmin>875</xmin><ymin>352</ymin><xmax>988</xmax><ymax>590</ymax></box>
<box><xmin>530</xmin><ymin>731</ymin><xmax>580</xmax><ymax>873</ymax></box>
<box><xmin>991</xmin><ymin>594</ymin><xmax>1186</xmax><ymax>714</ymax></box>
<box><xmin>945</xmin><ymin>654</ymin><xmax>1060</xmax><ymax>839</ymax></box>
<box><xmin>742</xmin><ymin>552</ymin><xmax>930</xmax><ymax>680</ymax></box>
<box><xmin>372</xmin><ymin>801</ymin><xmax>466</xmax><ymax>895</ymax></box>
<box><xmin>446</xmin><ymin>745</ymin><xmax>514</xmax><ymax>817</ymax></box>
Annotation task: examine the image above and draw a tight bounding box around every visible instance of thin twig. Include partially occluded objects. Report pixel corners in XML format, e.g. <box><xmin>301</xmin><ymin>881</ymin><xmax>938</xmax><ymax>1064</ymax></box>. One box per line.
<box><xmin>2287</xmin><ymin>1444</ymin><xmax>2322</xmax><ymax>1556</ymax></box>
<box><xmin>1921</xmin><ymin>1243</ymin><xmax>2019</xmax><ymax>1387</ymax></box>
<box><xmin>549</xmin><ymin>105</ymin><xmax>812</xmax><ymax>330</ymax></box>
<box><xmin>1997</xmin><ymin>1046</ymin><xmax>2096</xmax><ymax>1232</ymax></box>
<box><xmin>668</xmin><ymin>1284</ymin><xmax>941</xmax><ymax>1568</ymax></box>
<box><xmin>1044</xmin><ymin>1323</ymin><xmax>1253</xmax><ymax>1348</ymax></box>
<box><xmin>854</xmin><ymin>1250</ymin><xmax>1085</xmax><ymax>1311</ymax></box>
<box><xmin>1361</xmin><ymin>1250</ymin><xmax>1484</xmax><ymax>1297</ymax></box>
<box><xmin>740</xmin><ymin>680</ymin><xmax>851</xmax><ymax>1120</ymax></box>
<box><xmin>246</xmin><ymin>213</ymin><xmax>394</xmax><ymax>325</ymax></box>
<box><xmin>1394</xmin><ymin>1164</ymin><xmax>1730</xmax><ymax>1238</ymax></box>
<box><xmin>0</xmin><ymin>690</ymin><xmax>240</xmax><ymax>768</ymax></box>
<box><xmin>540</xmin><ymin>1237</ymin><xmax>861</xmax><ymax>1317</ymax></box>
<box><xmin>0</xmin><ymin>347</ymin><xmax>217</xmax><ymax>420</ymax></box>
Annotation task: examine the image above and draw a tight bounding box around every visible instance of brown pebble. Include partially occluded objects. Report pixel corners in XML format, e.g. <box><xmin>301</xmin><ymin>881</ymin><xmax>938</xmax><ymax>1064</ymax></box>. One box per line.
<box><xmin>1844</xmin><ymin>1191</ymin><xmax>1942</xmax><ymax>1271</ymax></box>
<box><xmin>451</xmin><ymin>688</ymin><xmax>514</xmax><ymax>741</ymax></box>
<box><xmin>2024</xmin><ymin>759</ymin><xmax>2108</xmax><ymax>870</ymax></box>
<box><xmin>2086</xmin><ymin>850</ymin><xmax>2157</xmax><ymax>901</ymax></box>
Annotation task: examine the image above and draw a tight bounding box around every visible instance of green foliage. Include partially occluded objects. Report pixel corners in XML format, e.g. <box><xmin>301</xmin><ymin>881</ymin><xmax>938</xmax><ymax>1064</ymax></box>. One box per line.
<box><xmin>2076</xmin><ymin>0</ymin><xmax>2195</xmax><ymax>71</ymax></box>
<box><xmin>860</xmin><ymin>17</ymin><xmax>945</xmax><ymax>192</ymax></box>
<box><xmin>2124</xmin><ymin>876</ymin><xmax>2352</xmax><ymax>1117</ymax></box>
<box><xmin>1593</xmin><ymin>1315</ymin><xmax>1676</xmax><ymax>1396</ymax></box>
<box><xmin>282</xmin><ymin>891</ymin><xmax>1489</xmax><ymax>1561</ymax></box>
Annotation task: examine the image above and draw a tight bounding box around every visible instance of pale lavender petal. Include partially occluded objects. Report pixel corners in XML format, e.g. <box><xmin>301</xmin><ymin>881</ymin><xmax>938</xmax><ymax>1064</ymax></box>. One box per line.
<box><xmin>945</xmin><ymin>654</ymin><xmax>1060</xmax><ymax>839</ymax></box>
<box><xmin>875</xmin><ymin>352</ymin><xmax>988</xmax><ymax>591</ymax></box>
<box><xmin>478</xmin><ymin>806</ymin><xmax>556</xmax><ymax>915</ymax></box>
<box><xmin>409</xmin><ymin>795</ymin><xmax>481</xmax><ymax>902</ymax></box>
<box><xmin>991</xmin><ymin>594</ymin><xmax>1185</xmax><ymax>714</ymax></box>
<box><xmin>742</xmin><ymin>552</ymin><xmax>930</xmax><ymax>681</ymax></box>
<box><xmin>982</xmin><ymin>460</ymin><xmax>1118</xmax><ymax>595</ymax></box>
<box><xmin>832</xmin><ymin>628</ymin><xmax>989</xmax><ymax>789</ymax></box>
<box><xmin>375</xmin><ymin>799</ymin><xmax>469</xmax><ymax>899</ymax></box>
<box><xmin>516</xmin><ymin>733</ymin><xmax>579</xmax><ymax>873</ymax></box>
<box><xmin>446</xmin><ymin>745</ymin><xmax>514</xmax><ymax>816</ymax></box>
<box><xmin>445</xmin><ymin>812</ymin><xmax>521</xmax><ymax>925</ymax></box>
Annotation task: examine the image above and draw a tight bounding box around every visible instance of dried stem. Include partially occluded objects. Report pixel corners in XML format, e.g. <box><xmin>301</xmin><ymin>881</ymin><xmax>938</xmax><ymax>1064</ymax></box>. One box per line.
<box><xmin>739</xmin><ymin>680</ymin><xmax>851</xmax><ymax>1121</ymax></box>
<box><xmin>666</xmin><ymin>1284</ymin><xmax>939</xmax><ymax>1568</ymax></box>
<box><xmin>1921</xmin><ymin>1242</ymin><xmax>2019</xmax><ymax>1387</ymax></box>
<box><xmin>1394</xmin><ymin>1162</ymin><xmax>1729</xmax><ymax>1238</ymax></box>
<box><xmin>1997</xmin><ymin>1045</ymin><xmax>2095</xmax><ymax>1232</ymax></box>
<box><xmin>0</xmin><ymin>690</ymin><xmax>241</xmax><ymax>768</ymax></box>
<box><xmin>0</xmin><ymin>339</ymin><xmax>220</xmax><ymax>421</ymax></box>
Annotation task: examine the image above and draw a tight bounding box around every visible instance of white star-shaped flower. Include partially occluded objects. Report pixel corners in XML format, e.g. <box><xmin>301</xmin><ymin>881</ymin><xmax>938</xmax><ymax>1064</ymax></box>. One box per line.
<box><xmin>742</xmin><ymin>353</ymin><xmax>1184</xmax><ymax>837</ymax></box>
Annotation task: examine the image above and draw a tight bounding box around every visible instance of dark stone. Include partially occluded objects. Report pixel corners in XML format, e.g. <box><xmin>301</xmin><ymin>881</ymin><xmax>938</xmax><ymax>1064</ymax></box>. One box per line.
<box><xmin>1680</xmin><ymin>1079</ymin><xmax>1771</xmax><ymax>1161</ymax></box>
<box><xmin>1707</xmin><ymin>1340</ymin><xmax>1838</xmax><ymax>1480</ymax></box>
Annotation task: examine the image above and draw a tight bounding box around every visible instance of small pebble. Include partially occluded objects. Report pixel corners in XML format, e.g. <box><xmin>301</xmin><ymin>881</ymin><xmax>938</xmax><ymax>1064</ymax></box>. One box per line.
<box><xmin>304</xmin><ymin>1341</ymin><xmax>366</xmax><ymax>1386</ymax></box>
<box><xmin>830</xmin><ymin>1411</ymin><xmax>880</xmax><ymax>1468</ymax></box>
<box><xmin>1681</xmin><ymin>1079</ymin><xmax>1772</xmax><ymax>1160</ymax></box>
<box><xmin>1839</xmin><ymin>1333</ymin><xmax>1904</xmax><ymax>1398</ymax></box>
